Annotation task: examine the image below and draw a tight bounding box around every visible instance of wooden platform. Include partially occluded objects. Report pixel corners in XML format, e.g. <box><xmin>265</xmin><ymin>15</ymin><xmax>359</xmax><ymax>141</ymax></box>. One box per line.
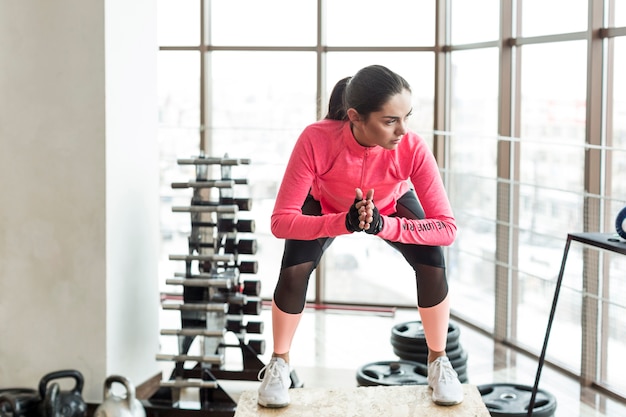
<box><xmin>234</xmin><ymin>385</ymin><xmax>491</xmax><ymax>417</ymax></box>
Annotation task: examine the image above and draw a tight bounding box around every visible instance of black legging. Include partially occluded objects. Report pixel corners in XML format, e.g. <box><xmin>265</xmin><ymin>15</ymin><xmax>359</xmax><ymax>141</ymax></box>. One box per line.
<box><xmin>273</xmin><ymin>191</ymin><xmax>449</xmax><ymax>313</ymax></box>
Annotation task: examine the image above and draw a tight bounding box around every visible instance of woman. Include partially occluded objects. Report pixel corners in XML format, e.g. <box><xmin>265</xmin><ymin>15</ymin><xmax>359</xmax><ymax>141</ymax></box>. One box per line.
<box><xmin>257</xmin><ymin>65</ymin><xmax>463</xmax><ymax>407</ymax></box>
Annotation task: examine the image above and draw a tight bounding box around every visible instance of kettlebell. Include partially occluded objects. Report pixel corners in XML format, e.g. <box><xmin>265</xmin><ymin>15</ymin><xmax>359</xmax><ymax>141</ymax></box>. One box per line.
<box><xmin>93</xmin><ymin>376</ymin><xmax>145</xmax><ymax>417</ymax></box>
<box><xmin>38</xmin><ymin>370</ymin><xmax>86</xmax><ymax>417</ymax></box>
<box><xmin>0</xmin><ymin>389</ymin><xmax>39</xmax><ymax>417</ymax></box>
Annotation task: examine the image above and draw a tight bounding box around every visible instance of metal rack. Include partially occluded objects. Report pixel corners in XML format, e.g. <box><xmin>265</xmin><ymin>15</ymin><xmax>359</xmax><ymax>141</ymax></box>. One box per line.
<box><xmin>147</xmin><ymin>154</ymin><xmax>265</xmax><ymax>416</ymax></box>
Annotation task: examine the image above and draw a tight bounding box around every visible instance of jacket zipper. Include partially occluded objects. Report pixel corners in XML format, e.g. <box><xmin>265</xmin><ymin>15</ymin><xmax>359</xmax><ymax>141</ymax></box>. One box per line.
<box><xmin>360</xmin><ymin>149</ymin><xmax>369</xmax><ymax>189</ymax></box>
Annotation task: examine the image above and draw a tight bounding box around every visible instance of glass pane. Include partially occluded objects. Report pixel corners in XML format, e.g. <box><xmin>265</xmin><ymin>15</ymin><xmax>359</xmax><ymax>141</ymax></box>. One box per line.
<box><xmin>210</xmin><ymin>51</ymin><xmax>318</xmax><ymax>299</ymax></box>
<box><xmin>611</xmin><ymin>38</ymin><xmax>626</xmax><ymax>202</ymax></box>
<box><xmin>518</xmin><ymin>41</ymin><xmax>587</xmax><ymax>361</ymax></box>
<box><xmin>323</xmin><ymin>53</ymin><xmax>436</xmax><ymax>307</ymax></box>
<box><xmin>326</xmin><ymin>0</ymin><xmax>435</xmax><ymax>46</ymax></box>
<box><xmin>450</xmin><ymin>0</ymin><xmax>500</xmax><ymax>44</ymax></box>
<box><xmin>518</xmin><ymin>265</ymin><xmax>582</xmax><ymax>373</ymax></box>
<box><xmin>604</xmin><ymin>255</ymin><xmax>626</xmax><ymax>395</ymax></box>
<box><xmin>158</xmin><ymin>51</ymin><xmax>200</xmax><ymax>129</ymax></box>
<box><xmin>158</xmin><ymin>51</ymin><xmax>201</xmax><ymax>284</ymax></box>
<box><xmin>521</xmin><ymin>0</ymin><xmax>588</xmax><ymax>37</ymax></box>
<box><xmin>211</xmin><ymin>0</ymin><xmax>317</xmax><ymax>46</ymax></box>
<box><xmin>158</xmin><ymin>0</ymin><xmax>200</xmax><ymax>46</ymax></box>
<box><xmin>613</xmin><ymin>0</ymin><xmax>626</xmax><ymax>27</ymax></box>
<box><xmin>326</xmin><ymin>52</ymin><xmax>434</xmax><ymax>135</ymax></box>
<box><xmin>450</xmin><ymin>48</ymin><xmax>499</xmax><ymax>134</ymax></box>
<box><xmin>520</xmin><ymin>40</ymin><xmax>587</xmax><ymax>182</ymax></box>
<box><xmin>447</xmin><ymin>48</ymin><xmax>499</xmax><ymax>330</ymax></box>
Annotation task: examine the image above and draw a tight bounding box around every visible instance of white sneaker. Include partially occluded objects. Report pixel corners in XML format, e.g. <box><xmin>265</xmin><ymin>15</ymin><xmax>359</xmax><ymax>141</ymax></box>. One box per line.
<box><xmin>257</xmin><ymin>357</ymin><xmax>291</xmax><ymax>408</ymax></box>
<box><xmin>428</xmin><ymin>356</ymin><xmax>464</xmax><ymax>405</ymax></box>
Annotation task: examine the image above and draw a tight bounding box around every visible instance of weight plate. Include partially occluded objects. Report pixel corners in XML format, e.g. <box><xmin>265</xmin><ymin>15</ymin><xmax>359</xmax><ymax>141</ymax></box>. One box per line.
<box><xmin>410</xmin><ymin>361</ymin><xmax>469</xmax><ymax>384</ymax></box>
<box><xmin>356</xmin><ymin>360</ymin><xmax>428</xmax><ymax>387</ymax></box>
<box><xmin>616</xmin><ymin>206</ymin><xmax>626</xmax><ymax>239</ymax></box>
<box><xmin>457</xmin><ymin>372</ymin><xmax>469</xmax><ymax>384</ymax></box>
<box><xmin>390</xmin><ymin>321</ymin><xmax>460</xmax><ymax>348</ymax></box>
<box><xmin>390</xmin><ymin>335</ymin><xmax>460</xmax><ymax>354</ymax></box>
<box><xmin>394</xmin><ymin>344</ymin><xmax>467</xmax><ymax>367</ymax></box>
<box><xmin>478</xmin><ymin>383</ymin><xmax>557</xmax><ymax>417</ymax></box>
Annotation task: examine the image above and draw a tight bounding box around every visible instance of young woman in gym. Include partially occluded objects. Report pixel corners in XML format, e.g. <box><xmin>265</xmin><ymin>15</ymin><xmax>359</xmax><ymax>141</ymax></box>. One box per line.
<box><xmin>257</xmin><ymin>64</ymin><xmax>463</xmax><ymax>408</ymax></box>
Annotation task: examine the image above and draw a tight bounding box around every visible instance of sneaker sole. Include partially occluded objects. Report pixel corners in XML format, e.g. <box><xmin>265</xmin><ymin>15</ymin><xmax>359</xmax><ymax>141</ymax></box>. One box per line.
<box><xmin>257</xmin><ymin>399</ymin><xmax>290</xmax><ymax>408</ymax></box>
<box><xmin>430</xmin><ymin>385</ymin><xmax>463</xmax><ymax>406</ymax></box>
<box><xmin>433</xmin><ymin>397</ymin><xmax>463</xmax><ymax>406</ymax></box>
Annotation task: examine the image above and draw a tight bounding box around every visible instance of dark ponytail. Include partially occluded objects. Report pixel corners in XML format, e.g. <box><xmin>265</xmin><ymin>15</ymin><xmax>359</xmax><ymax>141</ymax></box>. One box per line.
<box><xmin>325</xmin><ymin>65</ymin><xmax>411</xmax><ymax>122</ymax></box>
<box><xmin>324</xmin><ymin>76</ymin><xmax>351</xmax><ymax>120</ymax></box>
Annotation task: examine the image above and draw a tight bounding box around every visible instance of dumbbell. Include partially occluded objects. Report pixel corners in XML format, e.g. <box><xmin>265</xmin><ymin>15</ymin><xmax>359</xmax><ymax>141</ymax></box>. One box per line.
<box><xmin>242</xmin><ymin>279</ymin><xmax>261</xmax><ymax>296</ymax></box>
<box><xmin>217</xmin><ymin>279</ymin><xmax>261</xmax><ymax>298</ymax></box>
<box><xmin>220</xmin><ymin>197</ymin><xmax>252</xmax><ymax>211</ymax></box>
<box><xmin>226</xmin><ymin>319</ymin><xmax>264</xmax><ymax>334</ymax></box>
<box><xmin>205</xmin><ymin>260</ymin><xmax>258</xmax><ymax>275</ymax></box>
<box><xmin>172</xmin><ymin>204</ymin><xmax>238</xmax><ymax>214</ymax></box>
<box><xmin>191</xmin><ymin>218</ymin><xmax>256</xmax><ymax>233</ymax></box>
<box><xmin>171</xmin><ymin>179</ymin><xmax>236</xmax><ymax>189</ymax></box>
<box><xmin>223</xmin><ymin>238</ymin><xmax>257</xmax><ymax>255</ymax></box>
<box><xmin>177</xmin><ymin>157</ymin><xmax>251</xmax><ymax>166</ymax></box>
<box><xmin>219</xmin><ymin>339</ymin><xmax>265</xmax><ymax>356</ymax></box>
<box><xmin>238</xmin><ymin>260</ymin><xmax>258</xmax><ymax>274</ymax></box>
<box><xmin>227</xmin><ymin>296</ymin><xmax>262</xmax><ymax>315</ymax></box>
<box><xmin>216</xmin><ymin>218</ymin><xmax>255</xmax><ymax>233</ymax></box>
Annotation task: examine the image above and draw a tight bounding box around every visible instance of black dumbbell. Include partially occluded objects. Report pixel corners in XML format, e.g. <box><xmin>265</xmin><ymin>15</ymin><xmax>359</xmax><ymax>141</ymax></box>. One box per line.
<box><xmin>227</xmin><ymin>297</ymin><xmax>262</xmax><ymax>315</ymax></box>
<box><xmin>226</xmin><ymin>319</ymin><xmax>264</xmax><ymax>334</ymax></box>
<box><xmin>224</xmin><ymin>238</ymin><xmax>257</xmax><ymax>255</ymax></box>
<box><xmin>216</xmin><ymin>218</ymin><xmax>255</xmax><ymax>233</ymax></box>
<box><xmin>220</xmin><ymin>197</ymin><xmax>252</xmax><ymax>211</ymax></box>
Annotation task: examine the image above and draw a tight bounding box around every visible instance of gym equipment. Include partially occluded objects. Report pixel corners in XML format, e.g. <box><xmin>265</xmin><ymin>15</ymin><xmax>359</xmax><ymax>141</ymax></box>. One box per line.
<box><xmin>94</xmin><ymin>376</ymin><xmax>145</xmax><ymax>417</ymax></box>
<box><xmin>356</xmin><ymin>360</ymin><xmax>428</xmax><ymax>386</ymax></box>
<box><xmin>392</xmin><ymin>346</ymin><xmax>469</xmax><ymax>383</ymax></box>
<box><xmin>38</xmin><ymin>370</ymin><xmax>86</xmax><ymax>417</ymax></box>
<box><xmin>390</xmin><ymin>320</ymin><xmax>460</xmax><ymax>353</ymax></box>
<box><xmin>615</xmin><ymin>206</ymin><xmax>626</xmax><ymax>239</ymax></box>
<box><xmin>149</xmin><ymin>153</ymin><xmax>283</xmax><ymax>417</ymax></box>
<box><xmin>478</xmin><ymin>383</ymin><xmax>556</xmax><ymax>417</ymax></box>
<box><xmin>388</xmin><ymin>320</ymin><xmax>469</xmax><ymax>383</ymax></box>
<box><xmin>0</xmin><ymin>389</ymin><xmax>39</xmax><ymax>417</ymax></box>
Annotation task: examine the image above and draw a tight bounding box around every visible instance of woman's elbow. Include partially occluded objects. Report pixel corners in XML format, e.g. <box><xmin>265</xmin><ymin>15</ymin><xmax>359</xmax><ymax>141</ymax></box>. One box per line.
<box><xmin>270</xmin><ymin>215</ymin><xmax>287</xmax><ymax>239</ymax></box>
<box><xmin>443</xmin><ymin>223</ymin><xmax>457</xmax><ymax>246</ymax></box>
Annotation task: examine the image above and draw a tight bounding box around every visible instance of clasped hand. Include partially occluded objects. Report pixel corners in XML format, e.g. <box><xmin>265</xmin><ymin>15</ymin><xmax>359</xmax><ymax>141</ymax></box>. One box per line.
<box><xmin>345</xmin><ymin>188</ymin><xmax>383</xmax><ymax>234</ymax></box>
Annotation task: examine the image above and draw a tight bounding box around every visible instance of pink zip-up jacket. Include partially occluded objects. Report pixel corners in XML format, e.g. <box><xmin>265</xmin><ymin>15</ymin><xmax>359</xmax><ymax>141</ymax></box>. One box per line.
<box><xmin>271</xmin><ymin>119</ymin><xmax>456</xmax><ymax>246</ymax></box>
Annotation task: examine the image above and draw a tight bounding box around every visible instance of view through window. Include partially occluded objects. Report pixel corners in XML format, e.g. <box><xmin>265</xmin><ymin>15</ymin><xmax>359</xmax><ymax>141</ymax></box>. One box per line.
<box><xmin>157</xmin><ymin>0</ymin><xmax>626</xmax><ymax>399</ymax></box>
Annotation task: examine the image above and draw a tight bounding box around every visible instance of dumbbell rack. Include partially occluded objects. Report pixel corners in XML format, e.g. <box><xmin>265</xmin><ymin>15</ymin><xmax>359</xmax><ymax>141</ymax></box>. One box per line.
<box><xmin>147</xmin><ymin>154</ymin><xmax>265</xmax><ymax>416</ymax></box>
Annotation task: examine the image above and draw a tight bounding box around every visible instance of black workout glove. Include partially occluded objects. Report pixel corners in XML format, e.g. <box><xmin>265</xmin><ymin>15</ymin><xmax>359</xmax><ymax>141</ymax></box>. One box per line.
<box><xmin>345</xmin><ymin>198</ymin><xmax>363</xmax><ymax>232</ymax></box>
<box><xmin>364</xmin><ymin>206</ymin><xmax>383</xmax><ymax>235</ymax></box>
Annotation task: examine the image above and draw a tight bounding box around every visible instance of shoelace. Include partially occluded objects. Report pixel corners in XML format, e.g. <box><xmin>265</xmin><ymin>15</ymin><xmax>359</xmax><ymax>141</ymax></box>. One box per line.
<box><xmin>432</xmin><ymin>359</ymin><xmax>457</xmax><ymax>383</ymax></box>
<box><xmin>258</xmin><ymin>360</ymin><xmax>285</xmax><ymax>386</ymax></box>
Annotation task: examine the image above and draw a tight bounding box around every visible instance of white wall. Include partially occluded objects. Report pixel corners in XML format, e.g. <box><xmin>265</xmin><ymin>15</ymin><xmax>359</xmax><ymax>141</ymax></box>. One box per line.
<box><xmin>0</xmin><ymin>0</ymin><xmax>160</xmax><ymax>402</ymax></box>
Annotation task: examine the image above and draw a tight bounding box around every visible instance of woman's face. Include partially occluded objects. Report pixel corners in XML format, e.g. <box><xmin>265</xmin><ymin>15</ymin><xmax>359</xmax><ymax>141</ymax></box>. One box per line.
<box><xmin>349</xmin><ymin>88</ymin><xmax>412</xmax><ymax>150</ymax></box>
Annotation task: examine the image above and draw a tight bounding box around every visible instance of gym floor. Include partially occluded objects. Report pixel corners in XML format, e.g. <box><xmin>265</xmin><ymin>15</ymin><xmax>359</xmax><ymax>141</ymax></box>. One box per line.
<box><xmin>159</xmin><ymin>306</ymin><xmax>626</xmax><ymax>417</ymax></box>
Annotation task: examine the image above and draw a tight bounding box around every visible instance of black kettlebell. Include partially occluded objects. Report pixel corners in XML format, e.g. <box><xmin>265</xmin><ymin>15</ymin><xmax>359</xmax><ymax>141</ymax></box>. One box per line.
<box><xmin>37</xmin><ymin>370</ymin><xmax>86</xmax><ymax>417</ymax></box>
<box><xmin>0</xmin><ymin>389</ymin><xmax>39</xmax><ymax>417</ymax></box>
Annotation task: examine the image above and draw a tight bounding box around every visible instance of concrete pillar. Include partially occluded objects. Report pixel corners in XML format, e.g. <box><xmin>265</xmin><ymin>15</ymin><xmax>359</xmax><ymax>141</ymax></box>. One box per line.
<box><xmin>0</xmin><ymin>0</ymin><xmax>160</xmax><ymax>402</ymax></box>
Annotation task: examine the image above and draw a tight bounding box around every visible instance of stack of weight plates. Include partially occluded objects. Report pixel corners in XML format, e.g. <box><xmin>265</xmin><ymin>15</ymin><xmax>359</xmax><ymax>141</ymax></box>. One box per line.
<box><xmin>389</xmin><ymin>320</ymin><xmax>469</xmax><ymax>383</ymax></box>
<box><xmin>477</xmin><ymin>383</ymin><xmax>557</xmax><ymax>417</ymax></box>
<box><xmin>356</xmin><ymin>360</ymin><xmax>428</xmax><ymax>387</ymax></box>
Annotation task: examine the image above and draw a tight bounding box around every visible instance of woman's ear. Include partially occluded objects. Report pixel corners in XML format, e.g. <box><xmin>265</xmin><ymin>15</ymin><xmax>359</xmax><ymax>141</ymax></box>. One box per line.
<box><xmin>346</xmin><ymin>108</ymin><xmax>362</xmax><ymax>124</ymax></box>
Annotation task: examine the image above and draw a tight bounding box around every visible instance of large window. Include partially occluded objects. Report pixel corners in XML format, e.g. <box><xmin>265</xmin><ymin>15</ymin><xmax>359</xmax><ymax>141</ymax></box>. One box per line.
<box><xmin>448</xmin><ymin>47</ymin><xmax>499</xmax><ymax>330</ymax></box>
<box><xmin>158</xmin><ymin>0</ymin><xmax>626</xmax><ymax>401</ymax></box>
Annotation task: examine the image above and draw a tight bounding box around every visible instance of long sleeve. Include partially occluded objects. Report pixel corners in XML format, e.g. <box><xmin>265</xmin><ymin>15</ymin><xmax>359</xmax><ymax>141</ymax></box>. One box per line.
<box><xmin>376</xmin><ymin>141</ymin><xmax>457</xmax><ymax>246</ymax></box>
<box><xmin>270</xmin><ymin>119</ymin><xmax>456</xmax><ymax>245</ymax></box>
<box><xmin>270</xmin><ymin>123</ymin><xmax>352</xmax><ymax>240</ymax></box>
